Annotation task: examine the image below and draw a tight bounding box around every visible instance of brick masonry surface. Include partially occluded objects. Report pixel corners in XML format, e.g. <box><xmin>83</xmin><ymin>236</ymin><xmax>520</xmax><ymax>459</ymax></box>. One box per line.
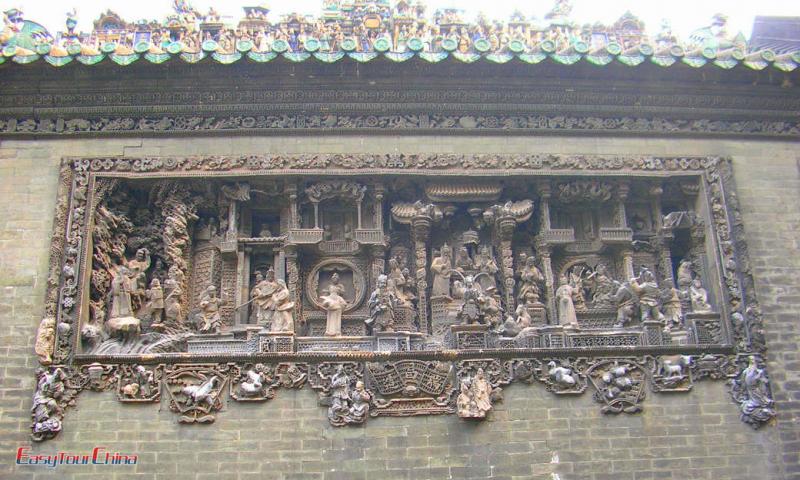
<box><xmin>0</xmin><ymin>136</ymin><xmax>797</xmax><ymax>480</ymax></box>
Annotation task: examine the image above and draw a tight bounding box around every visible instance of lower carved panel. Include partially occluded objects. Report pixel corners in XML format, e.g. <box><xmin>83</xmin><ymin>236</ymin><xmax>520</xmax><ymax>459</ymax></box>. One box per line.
<box><xmin>30</xmin><ymin>353</ymin><xmax>776</xmax><ymax>441</ymax></box>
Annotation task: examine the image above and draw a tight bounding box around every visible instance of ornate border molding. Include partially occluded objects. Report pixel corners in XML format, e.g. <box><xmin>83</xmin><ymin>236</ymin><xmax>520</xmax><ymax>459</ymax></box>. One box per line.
<box><xmin>30</xmin><ymin>154</ymin><xmax>775</xmax><ymax>442</ymax></box>
<box><xmin>2</xmin><ymin>114</ymin><xmax>798</xmax><ymax>138</ymax></box>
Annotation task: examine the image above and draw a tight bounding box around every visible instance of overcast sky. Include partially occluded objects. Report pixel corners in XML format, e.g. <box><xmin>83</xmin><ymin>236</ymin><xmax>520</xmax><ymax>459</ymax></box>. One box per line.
<box><xmin>14</xmin><ymin>0</ymin><xmax>800</xmax><ymax>39</ymax></box>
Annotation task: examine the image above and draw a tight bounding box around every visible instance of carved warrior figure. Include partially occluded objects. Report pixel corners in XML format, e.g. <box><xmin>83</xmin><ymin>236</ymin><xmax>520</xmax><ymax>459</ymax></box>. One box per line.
<box><xmin>556</xmin><ymin>275</ymin><xmax>578</xmax><ymax>326</ymax></box>
<box><xmin>457</xmin><ymin>368</ymin><xmax>493</xmax><ymax>419</ymax></box>
<box><xmin>430</xmin><ymin>244</ymin><xmax>453</xmax><ymax>297</ymax></box>
<box><xmin>321</xmin><ymin>288</ymin><xmax>348</xmax><ymax>336</ymax></box>
<box><xmin>629</xmin><ymin>269</ymin><xmax>664</xmax><ymax>323</ymax></box>
<box><xmin>612</xmin><ymin>281</ymin><xmax>636</xmax><ymax>328</ymax></box>
<box><xmin>366</xmin><ymin>274</ymin><xmax>396</xmax><ymax>333</ymax></box>
<box><xmin>199</xmin><ymin>286</ymin><xmax>225</xmax><ymax>334</ymax></box>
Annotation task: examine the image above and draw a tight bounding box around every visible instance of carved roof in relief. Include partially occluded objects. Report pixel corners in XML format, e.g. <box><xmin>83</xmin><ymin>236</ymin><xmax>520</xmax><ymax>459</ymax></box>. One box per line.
<box><xmin>2</xmin><ymin>1</ymin><xmax>798</xmax><ymax>72</ymax></box>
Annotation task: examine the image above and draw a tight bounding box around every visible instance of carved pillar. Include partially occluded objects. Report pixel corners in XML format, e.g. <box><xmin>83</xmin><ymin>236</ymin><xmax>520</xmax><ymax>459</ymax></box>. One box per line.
<box><xmin>650</xmin><ymin>183</ymin><xmax>673</xmax><ymax>285</ymax></box>
<box><xmin>656</xmin><ymin>236</ymin><xmax>676</xmax><ymax>289</ymax></box>
<box><xmin>616</xmin><ymin>181</ymin><xmax>630</xmax><ymax>228</ymax></box>
<box><xmin>312</xmin><ymin>202</ymin><xmax>320</xmax><ymax>229</ymax></box>
<box><xmin>374</xmin><ymin>185</ymin><xmax>384</xmax><ymax>229</ymax></box>
<box><xmin>538</xmin><ymin>181</ymin><xmax>552</xmax><ymax>231</ymax></box>
<box><xmin>284</xmin><ymin>245</ymin><xmax>301</xmax><ymax>331</ymax></box>
<box><xmin>356</xmin><ymin>200</ymin><xmax>363</xmax><ymax>230</ymax></box>
<box><xmin>496</xmin><ymin>216</ymin><xmax>517</xmax><ymax>312</ymax></box>
<box><xmin>411</xmin><ymin>216</ymin><xmax>431</xmax><ymax>335</ymax></box>
<box><xmin>287</xmin><ymin>185</ymin><xmax>299</xmax><ymax>229</ymax></box>
<box><xmin>537</xmin><ymin>243</ymin><xmax>556</xmax><ymax>325</ymax></box>
<box><xmin>622</xmin><ymin>249</ymin><xmax>635</xmax><ymax>279</ymax></box>
<box><xmin>226</xmin><ymin>200</ymin><xmax>238</xmax><ymax>240</ymax></box>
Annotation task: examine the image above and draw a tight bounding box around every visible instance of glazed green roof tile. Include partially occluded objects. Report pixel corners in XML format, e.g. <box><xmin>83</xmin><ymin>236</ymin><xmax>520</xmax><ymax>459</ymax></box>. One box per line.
<box><xmin>1</xmin><ymin>1</ymin><xmax>798</xmax><ymax>72</ymax></box>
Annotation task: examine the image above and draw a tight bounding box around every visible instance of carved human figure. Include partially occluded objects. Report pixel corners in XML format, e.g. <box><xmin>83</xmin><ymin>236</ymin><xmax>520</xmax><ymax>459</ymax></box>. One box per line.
<box><xmin>517</xmin><ymin>256</ymin><xmax>544</xmax><ymax>306</ymax></box>
<box><xmin>676</xmin><ymin>258</ymin><xmax>694</xmax><ymax>290</ymax></box>
<box><xmin>270</xmin><ymin>280</ymin><xmax>295</xmax><ymax>333</ymax></box>
<box><xmin>612</xmin><ymin>281</ymin><xmax>636</xmax><ymax>328</ymax></box>
<box><xmin>329</xmin><ymin>366</ymin><xmax>351</xmax><ymax>420</ymax></box>
<box><xmin>430</xmin><ymin>244</ymin><xmax>453</xmax><ymax>297</ymax></box>
<box><xmin>587</xmin><ymin>263</ymin><xmax>615</xmax><ymax>308</ymax></box>
<box><xmin>500</xmin><ymin>304</ymin><xmax>532</xmax><ymax>337</ymax></box>
<box><xmin>109</xmin><ymin>266</ymin><xmax>134</xmax><ymax>319</ymax></box>
<box><xmin>457</xmin><ymin>275</ymin><xmax>484</xmax><ymax>324</ymax></box>
<box><xmin>144</xmin><ymin>278</ymin><xmax>165</xmax><ymax>327</ymax></box>
<box><xmin>366</xmin><ymin>274</ymin><xmax>396</xmax><ymax>333</ymax></box>
<box><xmin>662</xmin><ymin>287</ymin><xmax>683</xmax><ymax>330</ymax></box>
<box><xmin>454</xmin><ymin>246</ymin><xmax>474</xmax><ymax>275</ymax></box>
<box><xmin>31</xmin><ymin>368</ymin><xmax>67</xmax><ymax>440</ymax></box>
<box><xmin>387</xmin><ymin>258</ymin><xmax>414</xmax><ymax>306</ymax></box>
<box><xmin>346</xmin><ymin>381</ymin><xmax>370</xmax><ymax>423</ymax></box>
<box><xmin>126</xmin><ymin>248</ymin><xmax>151</xmax><ymax>293</ymax></box>
<box><xmin>321</xmin><ymin>288</ymin><xmax>348</xmax><ymax>336</ymax></box>
<box><xmin>199</xmin><ymin>286</ymin><xmax>225</xmax><ymax>334</ymax></box>
<box><xmin>629</xmin><ymin>269</ymin><xmax>665</xmax><ymax>323</ymax></box>
<box><xmin>134</xmin><ymin>365</ymin><xmax>155</xmax><ymax>398</ymax></box>
<box><xmin>569</xmin><ymin>268</ymin><xmax>587</xmax><ymax>311</ymax></box>
<box><xmin>458</xmin><ymin>369</ymin><xmax>493</xmax><ymax>418</ymax></box>
<box><xmin>251</xmin><ymin>268</ymin><xmax>280</xmax><ymax>325</ymax></box>
<box><xmin>556</xmin><ymin>275</ymin><xmax>578</xmax><ymax>326</ymax></box>
<box><xmin>690</xmin><ymin>279</ymin><xmax>712</xmax><ymax>313</ymax></box>
<box><xmin>734</xmin><ymin>356</ymin><xmax>774</xmax><ymax>424</ymax></box>
<box><xmin>327</xmin><ymin>272</ymin><xmax>346</xmax><ymax>298</ymax></box>
<box><xmin>162</xmin><ymin>275</ymin><xmax>182</xmax><ymax>328</ymax></box>
<box><xmin>34</xmin><ymin>317</ymin><xmax>56</xmax><ymax>365</ymax></box>
<box><xmin>475</xmin><ymin>246</ymin><xmax>499</xmax><ymax>290</ymax></box>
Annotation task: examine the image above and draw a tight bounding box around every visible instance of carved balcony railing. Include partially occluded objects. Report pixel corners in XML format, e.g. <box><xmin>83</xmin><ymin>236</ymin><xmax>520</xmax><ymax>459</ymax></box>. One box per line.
<box><xmin>599</xmin><ymin>227</ymin><xmax>634</xmax><ymax>244</ymax></box>
<box><xmin>354</xmin><ymin>229</ymin><xmax>384</xmax><ymax>244</ymax></box>
<box><xmin>536</xmin><ymin>228</ymin><xmax>576</xmax><ymax>245</ymax></box>
<box><xmin>288</xmin><ymin>228</ymin><xmax>324</xmax><ymax>244</ymax></box>
<box><xmin>319</xmin><ymin>240</ymin><xmax>359</xmax><ymax>254</ymax></box>
<box><xmin>238</xmin><ymin>235</ymin><xmax>287</xmax><ymax>245</ymax></box>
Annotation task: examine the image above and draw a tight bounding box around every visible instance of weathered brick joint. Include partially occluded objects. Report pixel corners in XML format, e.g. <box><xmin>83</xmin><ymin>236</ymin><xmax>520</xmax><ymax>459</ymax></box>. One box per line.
<box><xmin>28</xmin><ymin>153</ymin><xmax>774</xmax><ymax>442</ymax></box>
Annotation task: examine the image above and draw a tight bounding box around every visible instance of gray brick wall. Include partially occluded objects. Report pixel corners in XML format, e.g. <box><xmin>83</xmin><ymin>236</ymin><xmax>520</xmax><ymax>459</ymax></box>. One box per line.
<box><xmin>0</xmin><ymin>136</ymin><xmax>797</xmax><ymax>480</ymax></box>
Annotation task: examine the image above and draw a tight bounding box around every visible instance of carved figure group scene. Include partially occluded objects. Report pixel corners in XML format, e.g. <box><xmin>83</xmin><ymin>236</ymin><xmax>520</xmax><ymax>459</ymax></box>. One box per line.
<box><xmin>29</xmin><ymin>155</ymin><xmax>775</xmax><ymax>439</ymax></box>
<box><xmin>73</xmin><ymin>175</ymin><xmax>727</xmax><ymax>355</ymax></box>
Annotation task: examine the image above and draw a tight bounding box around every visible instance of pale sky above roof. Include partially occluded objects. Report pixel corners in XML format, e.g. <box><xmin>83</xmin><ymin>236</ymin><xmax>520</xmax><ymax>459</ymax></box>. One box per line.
<box><xmin>14</xmin><ymin>0</ymin><xmax>800</xmax><ymax>39</ymax></box>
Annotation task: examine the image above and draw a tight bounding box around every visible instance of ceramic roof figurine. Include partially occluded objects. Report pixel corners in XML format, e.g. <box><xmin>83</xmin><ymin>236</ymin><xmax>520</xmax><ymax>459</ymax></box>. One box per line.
<box><xmin>0</xmin><ymin>0</ymin><xmax>797</xmax><ymax>72</ymax></box>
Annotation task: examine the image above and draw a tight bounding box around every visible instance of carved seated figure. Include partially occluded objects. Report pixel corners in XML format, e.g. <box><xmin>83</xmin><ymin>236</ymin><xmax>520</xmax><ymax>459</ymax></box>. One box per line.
<box><xmin>690</xmin><ymin>279</ymin><xmax>712</xmax><ymax>313</ymax></box>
